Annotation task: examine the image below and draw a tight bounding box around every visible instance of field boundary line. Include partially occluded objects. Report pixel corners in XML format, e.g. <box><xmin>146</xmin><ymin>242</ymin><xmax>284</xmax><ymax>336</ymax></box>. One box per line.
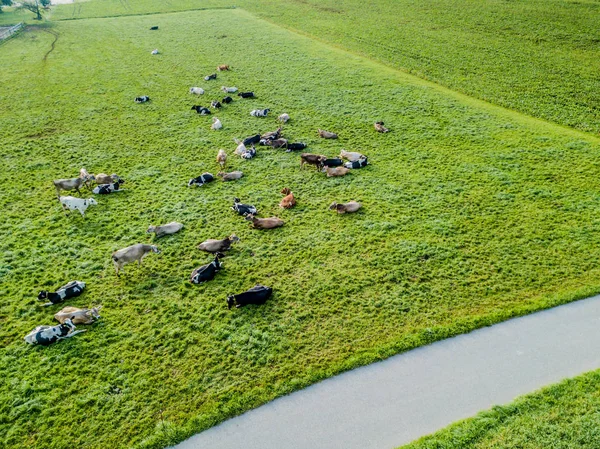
<box><xmin>51</xmin><ymin>5</ymin><xmax>237</xmax><ymax>21</ymax></box>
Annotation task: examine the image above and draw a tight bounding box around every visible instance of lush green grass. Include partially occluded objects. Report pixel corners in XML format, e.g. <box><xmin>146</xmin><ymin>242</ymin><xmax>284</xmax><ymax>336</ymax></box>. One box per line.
<box><xmin>49</xmin><ymin>0</ymin><xmax>600</xmax><ymax>133</ymax></box>
<box><xmin>401</xmin><ymin>369</ymin><xmax>600</xmax><ymax>449</ymax></box>
<box><xmin>3</xmin><ymin>7</ymin><xmax>600</xmax><ymax>449</ymax></box>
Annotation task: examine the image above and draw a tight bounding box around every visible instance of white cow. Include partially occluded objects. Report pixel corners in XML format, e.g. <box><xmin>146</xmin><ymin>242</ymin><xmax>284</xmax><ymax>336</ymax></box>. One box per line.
<box><xmin>211</xmin><ymin>118</ymin><xmax>222</xmax><ymax>130</ymax></box>
<box><xmin>59</xmin><ymin>196</ymin><xmax>98</xmax><ymax>217</ymax></box>
<box><xmin>190</xmin><ymin>87</ymin><xmax>204</xmax><ymax>95</ymax></box>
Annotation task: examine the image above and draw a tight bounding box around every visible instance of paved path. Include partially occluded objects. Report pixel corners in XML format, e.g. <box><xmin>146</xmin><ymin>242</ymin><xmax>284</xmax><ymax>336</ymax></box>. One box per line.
<box><xmin>172</xmin><ymin>295</ymin><xmax>600</xmax><ymax>449</ymax></box>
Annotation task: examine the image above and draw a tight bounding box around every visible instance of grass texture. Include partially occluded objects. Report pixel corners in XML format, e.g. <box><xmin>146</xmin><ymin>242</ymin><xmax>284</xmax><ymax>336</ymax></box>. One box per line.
<box><xmin>51</xmin><ymin>0</ymin><xmax>600</xmax><ymax>134</ymax></box>
<box><xmin>401</xmin><ymin>369</ymin><xmax>600</xmax><ymax>449</ymax></box>
<box><xmin>2</xmin><ymin>7</ymin><xmax>600</xmax><ymax>449</ymax></box>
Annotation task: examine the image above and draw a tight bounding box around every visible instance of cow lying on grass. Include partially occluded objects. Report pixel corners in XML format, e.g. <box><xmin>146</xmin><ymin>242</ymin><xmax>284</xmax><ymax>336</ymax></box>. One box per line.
<box><xmin>38</xmin><ymin>280</ymin><xmax>86</xmax><ymax>306</ymax></box>
<box><xmin>24</xmin><ymin>319</ymin><xmax>85</xmax><ymax>346</ymax></box>
<box><xmin>227</xmin><ymin>284</ymin><xmax>272</xmax><ymax>309</ymax></box>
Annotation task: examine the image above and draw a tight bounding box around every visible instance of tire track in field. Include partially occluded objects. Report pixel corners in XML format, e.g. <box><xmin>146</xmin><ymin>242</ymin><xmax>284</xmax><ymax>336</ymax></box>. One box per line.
<box><xmin>41</xmin><ymin>28</ymin><xmax>59</xmax><ymax>61</ymax></box>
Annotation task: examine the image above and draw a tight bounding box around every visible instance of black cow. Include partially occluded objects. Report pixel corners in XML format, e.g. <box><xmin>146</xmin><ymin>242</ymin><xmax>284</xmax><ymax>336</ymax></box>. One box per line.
<box><xmin>188</xmin><ymin>173</ymin><xmax>215</xmax><ymax>187</ymax></box>
<box><xmin>211</xmin><ymin>100</ymin><xmax>222</xmax><ymax>109</ymax></box>
<box><xmin>150</xmin><ymin>26</ymin><xmax>159</xmax><ymax>30</ymax></box>
<box><xmin>191</xmin><ymin>106</ymin><xmax>211</xmax><ymax>115</ymax></box>
<box><xmin>344</xmin><ymin>157</ymin><xmax>368</xmax><ymax>169</ymax></box>
<box><xmin>135</xmin><ymin>96</ymin><xmax>150</xmax><ymax>103</ymax></box>
<box><xmin>190</xmin><ymin>253</ymin><xmax>223</xmax><ymax>284</ymax></box>
<box><xmin>204</xmin><ymin>73</ymin><xmax>217</xmax><ymax>81</ymax></box>
<box><xmin>93</xmin><ymin>179</ymin><xmax>124</xmax><ymax>194</ymax></box>
<box><xmin>227</xmin><ymin>284</ymin><xmax>273</xmax><ymax>309</ymax></box>
<box><xmin>222</xmin><ymin>96</ymin><xmax>233</xmax><ymax>104</ymax></box>
<box><xmin>322</xmin><ymin>158</ymin><xmax>344</xmax><ymax>168</ymax></box>
<box><xmin>231</xmin><ymin>197</ymin><xmax>257</xmax><ymax>216</ymax></box>
<box><xmin>238</xmin><ymin>92</ymin><xmax>255</xmax><ymax>98</ymax></box>
<box><xmin>38</xmin><ymin>280</ymin><xmax>86</xmax><ymax>306</ymax></box>
<box><xmin>243</xmin><ymin>134</ymin><xmax>261</xmax><ymax>146</ymax></box>
<box><xmin>285</xmin><ymin>142</ymin><xmax>308</xmax><ymax>152</ymax></box>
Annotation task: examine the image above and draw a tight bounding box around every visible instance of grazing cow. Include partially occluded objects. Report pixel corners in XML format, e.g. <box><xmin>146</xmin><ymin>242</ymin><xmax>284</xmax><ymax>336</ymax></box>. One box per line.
<box><xmin>189</xmin><ymin>87</ymin><xmax>204</xmax><ymax>95</ymax></box>
<box><xmin>204</xmin><ymin>73</ymin><xmax>217</xmax><ymax>81</ymax></box>
<box><xmin>190</xmin><ymin>253</ymin><xmax>223</xmax><ymax>284</ymax></box>
<box><xmin>231</xmin><ymin>197</ymin><xmax>257</xmax><ymax>216</ymax></box>
<box><xmin>54</xmin><ymin>177</ymin><xmax>85</xmax><ymax>199</ymax></box>
<box><xmin>211</xmin><ymin>117</ymin><xmax>222</xmax><ymax>130</ymax></box>
<box><xmin>242</xmin><ymin>134</ymin><xmax>261</xmax><ymax>146</ymax></box>
<box><xmin>222</xmin><ymin>96</ymin><xmax>233</xmax><ymax>104</ymax></box>
<box><xmin>278</xmin><ymin>113</ymin><xmax>290</xmax><ymax>123</ymax></box>
<box><xmin>246</xmin><ymin>215</ymin><xmax>284</xmax><ymax>229</ymax></box>
<box><xmin>146</xmin><ymin>222</ymin><xmax>184</xmax><ymax>237</ymax></box>
<box><xmin>323</xmin><ymin>166</ymin><xmax>351</xmax><ymax>177</ymax></box>
<box><xmin>227</xmin><ymin>284</ymin><xmax>272</xmax><ymax>309</ymax></box>
<box><xmin>285</xmin><ymin>142</ymin><xmax>308</xmax><ymax>152</ymax></box>
<box><xmin>321</xmin><ymin>158</ymin><xmax>344</xmax><ymax>168</ymax></box>
<box><xmin>221</xmin><ymin>86</ymin><xmax>238</xmax><ymax>93</ymax></box>
<box><xmin>188</xmin><ymin>173</ymin><xmax>215</xmax><ymax>187</ymax></box>
<box><xmin>112</xmin><ymin>244</ymin><xmax>160</xmax><ymax>276</ymax></box>
<box><xmin>329</xmin><ymin>201</ymin><xmax>362</xmax><ymax>214</ymax></box>
<box><xmin>241</xmin><ymin>145</ymin><xmax>257</xmax><ymax>160</ymax></box>
<box><xmin>150</xmin><ymin>26</ymin><xmax>159</xmax><ymax>30</ymax></box>
<box><xmin>38</xmin><ymin>280</ymin><xmax>86</xmax><ymax>306</ymax></box>
<box><xmin>300</xmin><ymin>153</ymin><xmax>327</xmax><ymax>170</ymax></box>
<box><xmin>216</xmin><ymin>149</ymin><xmax>227</xmax><ymax>168</ymax></box>
<box><xmin>318</xmin><ymin>129</ymin><xmax>338</xmax><ymax>139</ymax></box>
<box><xmin>217</xmin><ymin>65</ymin><xmax>230</xmax><ymax>71</ymax></box>
<box><xmin>344</xmin><ymin>157</ymin><xmax>368</xmax><ymax>169</ymax></box>
<box><xmin>59</xmin><ymin>196</ymin><xmax>98</xmax><ymax>217</ymax></box>
<box><xmin>217</xmin><ymin>171</ymin><xmax>243</xmax><ymax>181</ymax></box>
<box><xmin>135</xmin><ymin>96</ymin><xmax>150</xmax><ymax>103</ymax></box>
<box><xmin>151</xmin><ymin>49</ymin><xmax>159</xmax><ymax>55</ymax></box>
<box><xmin>279</xmin><ymin>187</ymin><xmax>296</xmax><ymax>209</ymax></box>
<box><xmin>238</xmin><ymin>92</ymin><xmax>255</xmax><ymax>98</ymax></box>
<box><xmin>93</xmin><ymin>179</ymin><xmax>124</xmax><ymax>194</ymax></box>
<box><xmin>197</xmin><ymin>234</ymin><xmax>240</xmax><ymax>253</ymax></box>
<box><xmin>211</xmin><ymin>100</ymin><xmax>222</xmax><ymax>109</ymax></box>
<box><xmin>54</xmin><ymin>306</ymin><xmax>101</xmax><ymax>325</ymax></box>
<box><xmin>191</xmin><ymin>105</ymin><xmax>211</xmax><ymax>115</ymax></box>
<box><xmin>250</xmin><ymin>109</ymin><xmax>270</xmax><ymax>117</ymax></box>
<box><xmin>339</xmin><ymin>149</ymin><xmax>365</xmax><ymax>162</ymax></box>
<box><xmin>24</xmin><ymin>319</ymin><xmax>85</xmax><ymax>346</ymax></box>
<box><xmin>374</xmin><ymin>121</ymin><xmax>389</xmax><ymax>133</ymax></box>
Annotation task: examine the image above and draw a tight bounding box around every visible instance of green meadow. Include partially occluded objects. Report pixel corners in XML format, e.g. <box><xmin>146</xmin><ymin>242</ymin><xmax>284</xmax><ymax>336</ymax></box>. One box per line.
<box><xmin>402</xmin><ymin>369</ymin><xmax>600</xmax><ymax>449</ymax></box>
<box><xmin>2</xmin><ymin>3</ymin><xmax>600</xmax><ymax>449</ymax></box>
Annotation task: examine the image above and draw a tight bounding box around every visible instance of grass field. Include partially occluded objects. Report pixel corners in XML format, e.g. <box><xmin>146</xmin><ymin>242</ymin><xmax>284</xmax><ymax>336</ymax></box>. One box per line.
<box><xmin>3</xmin><ymin>5</ymin><xmax>600</xmax><ymax>449</ymax></box>
<box><xmin>401</xmin><ymin>369</ymin><xmax>600</xmax><ymax>449</ymax></box>
<box><xmin>48</xmin><ymin>0</ymin><xmax>600</xmax><ymax>134</ymax></box>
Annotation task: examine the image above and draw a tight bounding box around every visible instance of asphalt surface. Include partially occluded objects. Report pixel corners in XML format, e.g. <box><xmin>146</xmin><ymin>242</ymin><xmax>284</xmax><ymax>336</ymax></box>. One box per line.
<box><xmin>171</xmin><ymin>295</ymin><xmax>600</xmax><ymax>449</ymax></box>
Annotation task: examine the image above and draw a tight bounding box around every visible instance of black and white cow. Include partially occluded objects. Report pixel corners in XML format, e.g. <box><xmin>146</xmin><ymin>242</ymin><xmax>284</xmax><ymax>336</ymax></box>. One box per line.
<box><xmin>93</xmin><ymin>179</ymin><xmax>124</xmax><ymax>194</ymax></box>
<box><xmin>190</xmin><ymin>253</ymin><xmax>224</xmax><ymax>284</ymax></box>
<box><xmin>227</xmin><ymin>284</ymin><xmax>273</xmax><ymax>309</ymax></box>
<box><xmin>231</xmin><ymin>197</ymin><xmax>257</xmax><ymax>216</ymax></box>
<box><xmin>322</xmin><ymin>158</ymin><xmax>344</xmax><ymax>168</ymax></box>
<box><xmin>204</xmin><ymin>73</ymin><xmax>217</xmax><ymax>81</ymax></box>
<box><xmin>135</xmin><ymin>96</ymin><xmax>150</xmax><ymax>103</ymax></box>
<box><xmin>38</xmin><ymin>280</ymin><xmax>86</xmax><ymax>306</ymax></box>
<box><xmin>238</xmin><ymin>92</ymin><xmax>255</xmax><ymax>98</ymax></box>
<box><xmin>285</xmin><ymin>142</ymin><xmax>308</xmax><ymax>152</ymax></box>
<box><xmin>344</xmin><ymin>157</ymin><xmax>368</xmax><ymax>169</ymax></box>
<box><xmin>191</xmin><ymin>106</ymin><xmax>211</xmax><ymax>115</ymax></box>
<box><xmin>250</xmin><ymin>109</ymin><xmax>270</xmax><ymax>117</ymax></box>
<box><xmin>211</xmin><ymin>100</ymin><xmax>222</xmax><ymax>109</ymax></box>
<box><xmin>222</xmin><ymin>96</ymin><xmax>233</xmax><ymax>104</ymax></box>
<box><xmin>24</xmin><ymin>319</ymin><xmax>86</xmax><ymax>346</ymax></box>
<box><xmin>241</xmin><ymin>145</ymin><xmax>257</xmax><ymax>160</ymax></box>
<box><xmin>188</xmin><ymin>173</ymin><xmax>215</xmax><ymax>187</ymax></box>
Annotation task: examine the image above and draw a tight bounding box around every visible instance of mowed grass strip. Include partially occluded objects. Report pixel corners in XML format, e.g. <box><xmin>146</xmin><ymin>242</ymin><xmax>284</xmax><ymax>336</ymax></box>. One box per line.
<box><xmin>2</xmin><ymin>8</ymin><xmax>600</xmax><ymax>449</ymax></box>
<box><xmin>401</xmin><ymin>369</ymin><xmax>600</xmax><ymax>449</ymax></box>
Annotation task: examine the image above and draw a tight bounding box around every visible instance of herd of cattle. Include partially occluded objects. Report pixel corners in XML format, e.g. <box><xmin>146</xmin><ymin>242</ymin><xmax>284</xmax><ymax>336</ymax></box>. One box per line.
<box><xmin>25</xmin><ymin>47</ymin><xmax>389</xmax><ymax>346</ymax></box>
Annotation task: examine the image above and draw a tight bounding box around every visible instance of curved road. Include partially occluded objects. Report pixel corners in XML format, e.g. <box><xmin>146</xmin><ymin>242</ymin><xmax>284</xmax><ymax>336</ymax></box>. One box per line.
<box><xmin>172</xmin><ymin>295</ymin><xmax>600</xmax><ymax>449</ymax></box>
